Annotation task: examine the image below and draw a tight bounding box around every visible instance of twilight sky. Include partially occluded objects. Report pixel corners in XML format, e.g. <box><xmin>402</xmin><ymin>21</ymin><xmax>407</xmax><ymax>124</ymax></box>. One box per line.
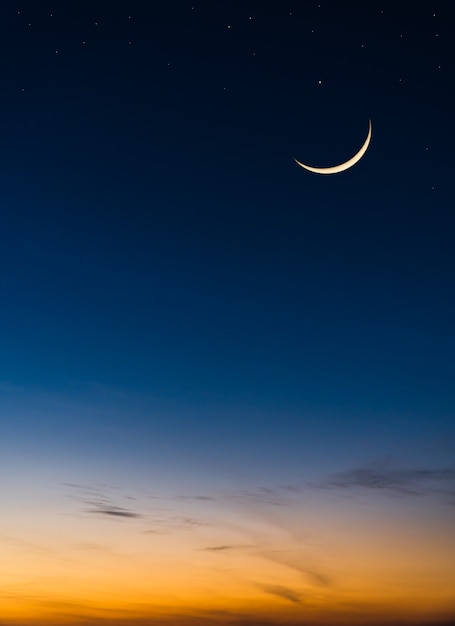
<box><xmin>1</xmin><ymin>2</ymin><xmax>455</xmax><ymax>625</ymax></box>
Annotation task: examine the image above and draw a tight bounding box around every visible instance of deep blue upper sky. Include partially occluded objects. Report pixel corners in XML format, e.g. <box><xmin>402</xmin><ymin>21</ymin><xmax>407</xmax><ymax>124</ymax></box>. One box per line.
<box><xmin>1</xmin><ymin>1</ymin><xmax>454</xmax><ymax>473</ymax></box>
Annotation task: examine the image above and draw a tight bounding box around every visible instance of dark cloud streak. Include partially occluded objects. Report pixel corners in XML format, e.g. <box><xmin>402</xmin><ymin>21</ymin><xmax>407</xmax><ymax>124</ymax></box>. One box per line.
<box><xmin>315</xmin><ymin>464</ymin><xmax>455</xmax><ymax>502</ymax></box>
<box><xmin>87</xmin><ymin>505</ymin><xmax>141</xmax><ymax>519</ymax></box>
<box><xmin>199</xmin><ymin>544</ymin><xmax>254</xmax><ymax>552</ymax></box>
<box><xmin>258</xmin><ymin>584</ymin><xmax>303</xmax><ymax>605</ymax></box>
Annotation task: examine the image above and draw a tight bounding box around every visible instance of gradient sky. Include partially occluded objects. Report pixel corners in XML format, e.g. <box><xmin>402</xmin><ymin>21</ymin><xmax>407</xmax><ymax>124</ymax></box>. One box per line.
<box><xmin>1</xmin><ymin>2</ymin><xmax>455</xmax><ymax>625</ymax></box>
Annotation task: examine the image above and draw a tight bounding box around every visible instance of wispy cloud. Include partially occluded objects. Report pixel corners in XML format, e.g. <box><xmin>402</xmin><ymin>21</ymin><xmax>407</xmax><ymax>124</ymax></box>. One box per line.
<box><xmin>64</xmin><ymin>483</ymin><xmax>144</xmax><ymax>520</ymax></box>
<box><xmin>175</xmin><ymin>516</ymin><xmax>210</xmax><ymax>528</ymax></box>
<box><xmin>86</xmin><ymin>504</ymin><xmax>142</xmax><ymax>518</ymax></box>
<box><xmin>256</xmin><ymin>549</ymin><xmax>331</xmax><ymax>587</ymax></box>
<box><xmin>199</xmin><ymin>544</ymin><xmax>254</xmax><ymax>552</ymax></box>
<box><xmin>315</xmin><ymin>464</ymin><xmax>455</xmax><ymax>501</ymax></box>
<box><xmin>64</xmin><ymin>483</ymin><xmax>213</xmax><ymax>531</ymax></box>
<box><xmin>239</xmin><ymin>487</ymin><xmax>291</xmax><ymax>507</ymax></box>
<box><xmin>201</xmin><ymin>545</ymin><xmax>236</xmax><ymax>551</ymax></box>
<box><xmin>142</xmin><ymin>514</ymin><xmax>211</xmax><ymax>535</ymax></box>
<box><xmin>258</xmin><ymin>584</ymin><xmax>303</xmax><ymax>604</ymax></box>
<box><xmin>174</xmin><ymin>495</ymin><xmax>217</xmax><ymax>502</ymax></box>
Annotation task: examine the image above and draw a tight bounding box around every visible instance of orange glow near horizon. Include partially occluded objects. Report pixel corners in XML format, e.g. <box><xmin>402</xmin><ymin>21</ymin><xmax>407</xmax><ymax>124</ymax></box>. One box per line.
<box><xmin>1</xmin><ymin>475</ymin><xmax>455</xmax><ymax>626</ymax></box>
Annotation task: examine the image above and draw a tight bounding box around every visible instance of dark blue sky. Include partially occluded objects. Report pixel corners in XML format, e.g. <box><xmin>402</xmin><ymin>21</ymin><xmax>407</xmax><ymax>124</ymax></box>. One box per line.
<box><xmin>1</xmin><ymin>0</ymin><xmax>454</xmax><ymax>470</ymax></box>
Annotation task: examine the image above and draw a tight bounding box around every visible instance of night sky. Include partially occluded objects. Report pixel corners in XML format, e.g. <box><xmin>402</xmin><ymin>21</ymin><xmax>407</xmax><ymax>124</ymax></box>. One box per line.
<box><xmin>1</xmin><ymin>2</ymin><xmax>455</xmax><ymax>625</ymax></box>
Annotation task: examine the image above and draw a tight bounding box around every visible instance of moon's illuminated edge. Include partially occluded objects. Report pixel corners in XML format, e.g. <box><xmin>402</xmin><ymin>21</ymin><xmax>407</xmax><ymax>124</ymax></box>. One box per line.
<box><xmin>294</xmin><ymin>119</ymin><xmax>372</xmax><ymax>175</ymax></box>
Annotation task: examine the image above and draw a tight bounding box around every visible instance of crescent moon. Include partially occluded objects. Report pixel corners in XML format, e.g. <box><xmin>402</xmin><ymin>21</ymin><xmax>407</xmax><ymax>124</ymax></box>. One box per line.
<box><xmin>294</xmin><ymin>119</ymin><xmax>372</xmax><ymax>175</ymax></box>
